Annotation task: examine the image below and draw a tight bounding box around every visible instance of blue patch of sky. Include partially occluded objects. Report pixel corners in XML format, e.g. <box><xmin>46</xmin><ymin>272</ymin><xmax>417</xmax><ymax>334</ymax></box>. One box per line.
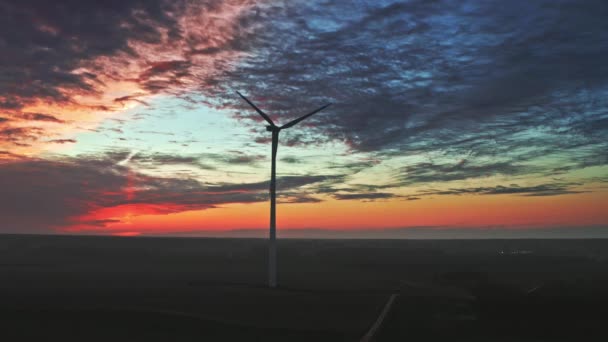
<box><xmin>64</xmin><ymin>94</ymin><xmax>363</xmax><ymax>182</ymax></box>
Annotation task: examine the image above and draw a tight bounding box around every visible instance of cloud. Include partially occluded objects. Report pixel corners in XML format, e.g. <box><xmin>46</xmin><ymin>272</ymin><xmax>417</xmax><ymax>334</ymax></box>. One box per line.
<box><xmin>396</xmin><ymin>159</ymin><xmax>535</xmax><ymax>185</ymax></box>
<box><xmin>0</xmin><ymin>150</ymin><xmax>28</xmax><ymax>160</ymax></box>
<box><xmin>128</xmin><ymin>151</ymin><xmax>214</xmax><ymax>170</ymax></box>
<box><xmin>0</xmin><ymin>0</ymin><xmax>263</xmax><ymax>151</ymax></box>
<box><xmin>0</xmin><ymin>0</ymin><xmax>175</xmax><ymax>110</ymax></box>
<box><xmin>209</xmin><ymin>0</ymin><xmax>608</xmax><ymax>179</ymax></box>
<box><xmin>211</xmin><ymin>175</ymin><xmax>337</xmax><ymax>193</ymax></box>
<box><xmin>333</xmin><ymin>192</ymin><xmax>398</xmax><ymax>201</ymax></box>
<box><xmin>1</xmin><ymin>0</ymin><xmax>606</xmax><ymax>227</ymax></box>
<box><xmin>419</xmin><ymin>183</ymin><xmax>585</xmax><ymax>197</ymax></box>
<box><xmin>222</xmin><ymin>154</ymin><xmax>266</xmax><ymax>165</ymax></box>
<box><xmin>280</xmin><ymin>156</ymin><xmax>300</xmax><ymax>164</ymax></box>
<box><xmin>4</xmin><ymin>0</ymin><xmax>606</xmax><ymax>175</ymax></box>
<box><xmin>0</xmin><ymin>127</ymin><xmax>44</xmax><ymax>144</ymax></box>
<box><xmin>46</xmin><ymin>139</ymin><xmax>77</xmax><ymax>144</ymax></box>
<box><xmin>113</xmin><ymin>94</ymin><xmax>150</xmax><ymax>106</ymax></box>
<box><xmin>117</xmin><ymin>151</ymin><xmax>268</xmax><ymax>170</ymax></box>
<box><xmin>20</xmin><ymin>113</ymin><xmax>65</xmax><ymax>123</ymax></box>
<box><xmin>0</xmin><ymin>153</ymin><xmax>337</xmax><ymax>233</ymax></box>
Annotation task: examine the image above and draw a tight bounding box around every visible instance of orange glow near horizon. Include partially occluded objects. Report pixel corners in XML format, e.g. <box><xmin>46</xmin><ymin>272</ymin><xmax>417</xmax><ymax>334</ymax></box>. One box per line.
<box><xmin>63</xmin><ymin>191</ymin><xmax>608</xmax><ymax>235</ymax></box>
<box><xmin>111</xmin><ymin>231</ymin><xmax>142</xmax><ymax>237</ymax></box>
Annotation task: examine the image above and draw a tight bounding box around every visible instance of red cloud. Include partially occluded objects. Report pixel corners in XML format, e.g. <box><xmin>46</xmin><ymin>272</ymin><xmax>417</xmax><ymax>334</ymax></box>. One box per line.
<box><xmin>1</xmin><ymin>0</ymin><xmax>264</xmax><ymax>154</ymax></box>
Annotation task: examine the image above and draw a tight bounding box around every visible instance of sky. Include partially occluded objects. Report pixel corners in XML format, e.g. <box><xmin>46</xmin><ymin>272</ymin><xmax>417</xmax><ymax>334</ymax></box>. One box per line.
<box><xmin>0</xmin><ymin>0</ymin><xmax>607</xmax><ymax>237</ymax></box>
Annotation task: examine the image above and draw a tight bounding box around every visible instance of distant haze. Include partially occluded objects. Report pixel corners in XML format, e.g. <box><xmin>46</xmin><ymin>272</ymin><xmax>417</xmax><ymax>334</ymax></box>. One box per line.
<box><xmin>133</xmin><ymin>226</ymin><xmax>608</xmax><ymax>239</ymax></box>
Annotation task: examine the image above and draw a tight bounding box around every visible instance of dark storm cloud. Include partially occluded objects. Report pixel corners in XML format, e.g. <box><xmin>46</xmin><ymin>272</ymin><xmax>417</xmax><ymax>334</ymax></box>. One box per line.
<box><xmin>0</xmin><ymin>153</ymin><xmax>336</xmax><ymax>232</ymax></box>
<box><xmin>211</xmin><ymin>0</ymin><xmax>608</xmax><ymax>180</ymax></box>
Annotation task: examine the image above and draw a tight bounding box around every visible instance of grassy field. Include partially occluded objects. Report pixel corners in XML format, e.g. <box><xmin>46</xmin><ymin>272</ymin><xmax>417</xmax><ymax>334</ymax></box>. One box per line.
<box><xmin>1</xmin><ymin>235</ymin><xmax>607</xmax><ymax>341</ymax></box>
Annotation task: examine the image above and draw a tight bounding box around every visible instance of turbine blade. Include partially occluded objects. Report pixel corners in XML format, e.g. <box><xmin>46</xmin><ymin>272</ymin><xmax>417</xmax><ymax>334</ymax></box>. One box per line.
<box><xmin>236</xmin><ymin>91</ymin><xmax>275</xmax><ymax>127</ymax></box>
<box><xmin>280</xmin><ymin>103</ymin><xmax>332</xmax><ymax>129</ymax></box>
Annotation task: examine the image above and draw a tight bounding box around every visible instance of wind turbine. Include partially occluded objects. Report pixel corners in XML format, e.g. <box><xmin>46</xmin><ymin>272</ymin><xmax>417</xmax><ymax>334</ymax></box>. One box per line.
<box><xmin>236</xmin><ymin>91</ymin><xmax>331</xmax><ymax>288</ymax></box>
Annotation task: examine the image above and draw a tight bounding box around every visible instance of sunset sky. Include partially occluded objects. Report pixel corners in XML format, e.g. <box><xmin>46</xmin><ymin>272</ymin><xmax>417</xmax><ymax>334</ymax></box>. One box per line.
<box><xmin>1</xmin><ymin>0</ymin><xmax>607</xmax><ymax>237</ymax></box>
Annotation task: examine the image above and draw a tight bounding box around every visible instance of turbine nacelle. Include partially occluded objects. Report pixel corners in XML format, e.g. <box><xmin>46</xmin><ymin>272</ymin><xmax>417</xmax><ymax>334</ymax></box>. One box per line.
<box><xmin>236</xmin><ymin>90</ymin><xmax>331</xmax><ymax>132</ymax></box>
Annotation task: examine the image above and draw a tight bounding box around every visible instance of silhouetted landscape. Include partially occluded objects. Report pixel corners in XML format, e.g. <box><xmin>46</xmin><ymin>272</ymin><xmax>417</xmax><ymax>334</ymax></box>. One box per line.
<box><xmin>2</xmin><ymin>234</ymin><xmax>607</xmax><ymax>341</ymax></box>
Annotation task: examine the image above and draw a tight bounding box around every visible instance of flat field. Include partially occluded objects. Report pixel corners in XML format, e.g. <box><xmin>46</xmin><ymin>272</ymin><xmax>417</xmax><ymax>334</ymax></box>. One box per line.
<box><xmin>1</xmin><ymin>235</ymin><xmax>606</xmax><ymax>341</ymax></box>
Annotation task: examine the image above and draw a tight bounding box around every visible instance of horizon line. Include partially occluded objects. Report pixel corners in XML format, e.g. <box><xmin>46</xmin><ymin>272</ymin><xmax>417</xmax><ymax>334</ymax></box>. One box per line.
<box><xmin>2</xmin><ymin>225</ymin><xmax>607</xmax><ymax>239</ymax></box>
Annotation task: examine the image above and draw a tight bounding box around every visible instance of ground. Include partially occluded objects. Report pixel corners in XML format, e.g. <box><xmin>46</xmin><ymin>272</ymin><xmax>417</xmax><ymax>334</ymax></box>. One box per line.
<box><xmin>1</xmin><ymin>235</ymin><xmax>607</xmax><ymax>341</ymax></box>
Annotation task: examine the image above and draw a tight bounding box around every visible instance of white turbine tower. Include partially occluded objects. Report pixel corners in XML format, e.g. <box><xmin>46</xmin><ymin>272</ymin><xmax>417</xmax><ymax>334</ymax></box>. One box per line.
<box><xmin>236</xmin><ymin>91</ymin><xmax>331</xmax><ymax>288</ymax></box>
